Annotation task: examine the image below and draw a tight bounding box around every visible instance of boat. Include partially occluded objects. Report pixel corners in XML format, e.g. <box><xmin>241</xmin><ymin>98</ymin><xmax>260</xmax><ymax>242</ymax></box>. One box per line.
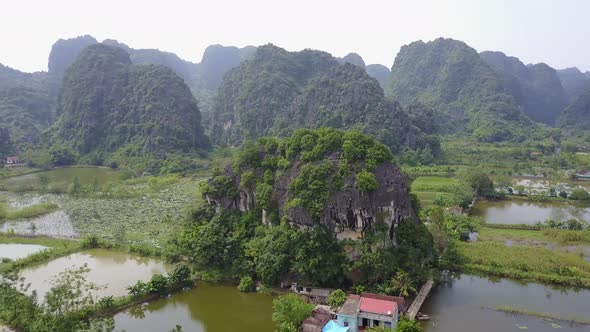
<box><xmin>416</xmin><ymin>313</ymin><xmax>430</xmax><ymax>321</ymax></box>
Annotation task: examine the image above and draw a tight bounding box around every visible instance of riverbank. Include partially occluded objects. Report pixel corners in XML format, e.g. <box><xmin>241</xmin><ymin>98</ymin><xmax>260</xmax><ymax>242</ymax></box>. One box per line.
<box><xmin>456</xmin><ymin>225</ymin><xmax>590</xmax><ymax>288</ymax></box>
<box><xmin>0</xmin><ymin>235</ymin><xmax>193</xmax><ymax>332</ymax></box>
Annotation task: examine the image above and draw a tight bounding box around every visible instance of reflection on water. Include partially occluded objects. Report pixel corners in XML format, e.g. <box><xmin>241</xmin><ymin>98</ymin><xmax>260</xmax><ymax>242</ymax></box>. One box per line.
<box><xmin>114</xmin><ymin>283</ymin><xmax>275</xmax><ymax>332</ymax></box>
<box><xmin>471</xmin><ymin>200</ymin><xmax>590</xmax><ymax>224</ymax></box>
<box><xmin>422</xmin><ymin>274</ymin><xmax>590</xmax><ymax>332</ymax></box>
<box><xmin>20</xmin><ymin>249</ymin><xmax>169</xmax><ymax>301</ymax></box>
<box><xmin>0</xmin><ymin>243</ymin><xmax>48</xmax><ymax>260</ymax></box>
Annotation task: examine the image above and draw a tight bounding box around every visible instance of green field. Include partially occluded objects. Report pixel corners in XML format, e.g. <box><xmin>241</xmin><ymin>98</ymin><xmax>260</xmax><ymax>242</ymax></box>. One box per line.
<box><xmin>411</xmin><ymin>176</ymin><xmax>458</xmax><ymax>209</ymax></box>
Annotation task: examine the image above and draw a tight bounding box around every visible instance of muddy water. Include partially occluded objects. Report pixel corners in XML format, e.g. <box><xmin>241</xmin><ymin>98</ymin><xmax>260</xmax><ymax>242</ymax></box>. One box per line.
<box><xmin>471</xmin><ymin>200</ymin><xmax>590</xmax><ymax>224</ymax></box>
<box><xmin>0</xmin><ymin>243</ymin><xmax>48</xmax><ymax>260</ymax></box>
<box><xmin>113</xmin><ymin>283</ymin><xmax>275</xmax><ymax>332</ymax></box>
<box><xmin>20</xmin><ymin>249</ymin><xmax>169</xmax><ymax>301</ymax></box>
<box><xmin>422</xmin><ymin>274</ymin><xmax>590</xmax><ymax>332</ymax></box>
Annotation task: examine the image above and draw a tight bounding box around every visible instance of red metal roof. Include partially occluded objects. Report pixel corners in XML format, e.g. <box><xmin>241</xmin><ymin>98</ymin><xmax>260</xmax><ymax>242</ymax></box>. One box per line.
<box><xmin>359</xmin><ymin>297</ymin><xmax>397</xmax><ymax>316</ymax></box>
<box><xmin>6</xmin><ymin>156</ymin><xmax>19</xmax><ymax>161</ymax></box>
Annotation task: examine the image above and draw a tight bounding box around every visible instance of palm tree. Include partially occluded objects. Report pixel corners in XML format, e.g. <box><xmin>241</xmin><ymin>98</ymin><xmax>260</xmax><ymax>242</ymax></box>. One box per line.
<box><xmin>390</xmin><ymin>271</ymin><xmax>417</xmax><ymax>297</ymax></box>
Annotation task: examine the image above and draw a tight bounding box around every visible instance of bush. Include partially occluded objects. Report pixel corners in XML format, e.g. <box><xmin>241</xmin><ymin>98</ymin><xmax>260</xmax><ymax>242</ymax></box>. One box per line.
<box><xmin>356</xmin><ymin>169</ymin><xmax>378</xmax><ymax>192</ymax></box>
<box><xmin>169</xmin><ymin>264</ymin><xmax>192</xmax><ymax>284</ymax></box>
<box><xmin>49</xmin><ymin>145</ymin><xmax>78</xmax><ymax>166</ymax></box>
<box><xmin>238</xmin><ymin>276</ymin><xmax>256</xmax><ymax>292</ymax></box>
<box><xmin>570</xmin><ymin>189</ymin><xmax>590</xmax><ymax>201</ymax></box>
<box><xmin>272</xmin><ymin>294</ymin><xmax>314</xmax><ymax>330</ymax></box>
<box><xmin>146</xmin><ymin>274</ymin><xmax>169</xmax><ymax>294</ymax></box>
<box><xmin>327</xmin><ymin>289</ymin><xmax>347</xmax><ymax>308</ymax></box>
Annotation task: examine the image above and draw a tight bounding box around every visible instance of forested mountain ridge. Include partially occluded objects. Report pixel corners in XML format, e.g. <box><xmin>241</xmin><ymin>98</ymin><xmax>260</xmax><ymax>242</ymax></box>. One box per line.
<box><xmin>49</xmin><ymin>43</ymin><xmax>209</xmax><ymax>164</ymax></box>
<box><xmin>48</xmin><ymin>35</ymin><xmax>98</xmax><ymax>97</ymax></box>
<box><xmin>559</xmin><ymin>88</ymin><xmax>590</xmax><ymax>131</ymax></box>
<box><xmin>386</xmin><ymin>38</ymin><xmax>540</xmax><ymax>142</ymax></box>
<box><xmin>480</xmin><ymin>51</ymin><xmax>568</xmax><ymax>125</ymax></box>
<box><xmin>209</xmin><ymin>44</ymin><xmax>438</xmax><ymax>155</ymax></box>
<box><xmin>557</xmin><ymin>67</ymin><xmax>590</xmax><ymax>104</ymax></box>
<box><xmin>366</xmin><ymin>64</ymin><xmax>391</xmax><ymax>87</ymax></box>
<box><xmin>102</xmin><ymin>39</ymin><xmax>256</xmax><ymax>111</ymax></box>
<box><xmin>0</xmin><ymin>64</ymin><xmax>53</xmax><ymax>150</ymax></box>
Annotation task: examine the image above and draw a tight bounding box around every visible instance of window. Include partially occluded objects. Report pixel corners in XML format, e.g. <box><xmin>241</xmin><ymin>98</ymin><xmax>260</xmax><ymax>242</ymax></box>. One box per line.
<box><xmin>343</xmin><ymin>322</ymin><xmax>349</xmax><ymax>327</ymax></box>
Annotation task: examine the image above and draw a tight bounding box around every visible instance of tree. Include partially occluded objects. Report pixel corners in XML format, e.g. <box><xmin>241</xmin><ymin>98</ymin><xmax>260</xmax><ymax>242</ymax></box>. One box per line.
<box><xmin>390</xmin><ymin>271</ymin><xmax>417</xmax><ymax>297</ymax></box>
<box><xmin>45</xmin><ymin>265</ymin><xmax>101</xmax><ymax>317</ymax></box>
<box><xmin>271</xmin><ymin>294</ymin><xmax>314</xmax><ymax>331</ymax></box>
<box><xmin>146</xmin><ymin>274</ymin><xmax>168</xmax><ymax>294</ymax></box>
<box><xmin>327</xmin><ymin>289</ymin><xmax>347</xmax><ymax>308</ymax></box>
<box><xmin>395</xmin><ymin>317</ymin><xmax>423</xmax><ymax>332</ymax></box>
<box><xmin>168</xmin><ymin>264</ymin><xmax>191</xmax><ymax>284</ymax></box>
<box><xmin>39</xmin><ymin>174</ymin><xmax>50</xmax><ymax>191</ymax></box>
<box><xmin>127</xmin><ymin>280</ymin><xmax>147</xmax><ymax>297</ymax></box>
<box><xmin>49</xmin><ymin>145</ymin><xmax>78</xmax><ymax>166</ymax></box>
<box><xmin>71</xmin><ymin>176</ymin><xmax>82</xmax><ymax>194</ymax></box>
<box><xmin>292</xmin><ymin>226</ymin><xmax>347</xmax><ymax>287</ymax></box>
<box><xmin>246</xmin><ymin>224</ymin><xmax>299</xmax><ymax>285</ymax></box>
<box><xmin>356</xmin><ymin>169</ymin><xmax>378</xmax><ymax>192</ymax></box>
<box><xmin>460</xmin><ymin>169</ymin><xmax>496</xmax><ymax>198</ymax></box>
<box><xmin>238</xmin><ymin>276</ymin><xmax>255</xmax><ymax>292</ymax></box>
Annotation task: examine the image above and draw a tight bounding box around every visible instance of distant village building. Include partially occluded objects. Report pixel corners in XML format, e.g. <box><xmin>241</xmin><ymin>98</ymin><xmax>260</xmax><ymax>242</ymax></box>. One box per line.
<box><xmin>5</xmin><ymin>156</ymin><xmax>20</xmax><ymax>166</ymax></box>
<box><xmin>576</xmin><ymin>170</ymin><xmax>590</xmax><ymax>180</ymax></box>
<box><xmin>334</xmin><ymin>293</ymin><xmax>403</xmax><ymax>331</ymax></box>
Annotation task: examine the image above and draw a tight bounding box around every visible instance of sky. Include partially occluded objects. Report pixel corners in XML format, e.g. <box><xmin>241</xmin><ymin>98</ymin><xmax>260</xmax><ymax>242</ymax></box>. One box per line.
<box><xmin>1</xmin><ymin>0</ymin><xmax>589</xmax><ymax>73</ymax></box>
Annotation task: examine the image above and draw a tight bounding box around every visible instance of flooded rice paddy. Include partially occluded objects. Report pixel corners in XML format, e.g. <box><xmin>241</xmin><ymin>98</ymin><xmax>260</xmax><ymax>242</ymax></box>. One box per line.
<box><xmin>422</xmin><ymin>274</ymin><xmax>590</xmax><ymax>332</ymax></box>
<box><xmin>0</xmin><ymin>243</ymin><xmax>48</xmax><ymax>260</ymax></box>
<box><xmin>471</xmin><ymin>200</ymin><xmax>590</xmax><ymax>224</ymax></box>
<box><xmin>20</xmin><ymin>249</ymin><xmax>169</xmax><ymax>300</ymax></box>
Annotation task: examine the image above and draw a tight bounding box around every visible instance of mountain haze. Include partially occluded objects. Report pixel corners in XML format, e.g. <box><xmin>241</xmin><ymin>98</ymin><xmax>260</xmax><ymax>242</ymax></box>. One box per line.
<box><xmin>50</xmin><ymin>43</ymin><xmax>209</xmax><ymax>163</ymax></box>
<box><xmin>387</xmin><ymin>38</ymin><xmax>537</xmax><ymax>142</ymax></box>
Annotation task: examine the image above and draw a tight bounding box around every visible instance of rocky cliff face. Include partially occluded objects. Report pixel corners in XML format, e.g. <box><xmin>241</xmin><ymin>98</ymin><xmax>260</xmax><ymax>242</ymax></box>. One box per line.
<box><xmin>203</xmin><ymin>129</ymin><xmax>419</xmax><ymax>244</ymax></box>
<box><xmin>207</xmin><ymin>155</ymin><xmax>417</xmax><ymax>242</ymax></box>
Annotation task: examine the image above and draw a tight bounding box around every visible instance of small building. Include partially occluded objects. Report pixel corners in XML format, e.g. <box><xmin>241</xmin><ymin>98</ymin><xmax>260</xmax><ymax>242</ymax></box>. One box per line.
<box><xmin>336</xmin><ymin>293</ymin><xmax>403</xmax><ymax>332</ymax></box>
<box><xmin>5</xmin><ymin>156</ymin><xmax>20</xmax><ymax>166</ymax></box>
<box><xmin>302</xmin><ymin>306</ymin><xmax>334</xmax><ymax>332</ymax></box>
<box><xmin>290</xmin><ymin>283</ymin><xmax>333</xmax><ymax>304</ymax></box>
<box><xmin>576</xmin><ymin>170</ymin><xmax>590</xmax><ymax>180</ymax></box>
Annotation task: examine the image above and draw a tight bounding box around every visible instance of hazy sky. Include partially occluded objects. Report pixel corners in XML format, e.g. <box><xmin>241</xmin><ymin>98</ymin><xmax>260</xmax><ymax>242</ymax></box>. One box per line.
<box><xmin>1</xmin><ymin>0</ymin><xmax>589</xmax><ymax>73</ymax></box>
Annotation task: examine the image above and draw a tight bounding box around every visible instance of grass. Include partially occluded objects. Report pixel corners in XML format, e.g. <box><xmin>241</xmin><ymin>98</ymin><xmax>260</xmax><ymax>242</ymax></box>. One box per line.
<box><xmin>0</xmin><ymin>166</ymin><xmax>39</xmax><ymax>179</ymax></box>
<box><xmin>458</xmin><ymin>241</ymin><xmax>590</xmax><ymax>287</ymax></box>
<box><xmin>494</xmin><ymin>305</ymin><xmax>590</xmax><ymax>324</ymax></box>
<box><xmin>0</xmin><ymin>234</ymin><xmax>75</xmax><ymax>247</ymax></box>
<box><xmin>478</xmin><ymin>225</ymin><xmax>590</xmax><ymax>245</ymax></box>
<box><xmin>411</xmin><ymin>176</ymin><xmax>458</xmax><ymax>209</ymax></box>
<box><xmin>4</xmin><ymin>202</ymin><xmax>59</xmax><ymax>220</ymax></box>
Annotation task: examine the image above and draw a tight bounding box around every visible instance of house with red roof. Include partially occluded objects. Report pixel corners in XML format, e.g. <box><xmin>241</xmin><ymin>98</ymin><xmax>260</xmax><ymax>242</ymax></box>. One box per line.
<box><xmin>335</xmin><ymin>293</ymin><xmax>403</xmax><ymax>331</ymax></box>
<box><xmin>5</xmin><ymin>156</ymin><xmax>20</xmax><ymax>167</ymax></box>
